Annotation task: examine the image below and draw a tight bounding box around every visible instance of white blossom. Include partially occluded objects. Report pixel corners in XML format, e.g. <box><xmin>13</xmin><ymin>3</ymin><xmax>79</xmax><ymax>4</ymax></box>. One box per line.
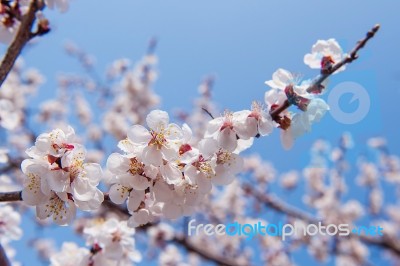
<box><xmin>304</xmin><ymin>39</ymin><xmax>346</xmax><ymax>73</ymax></box>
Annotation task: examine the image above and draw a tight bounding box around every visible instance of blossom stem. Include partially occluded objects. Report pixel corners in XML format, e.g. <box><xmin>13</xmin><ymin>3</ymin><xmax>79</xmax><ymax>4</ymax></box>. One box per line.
<box><xmin>270</xmin><ymin>24</ymin><xmax>380</xmax><ymax>121</ymax></box>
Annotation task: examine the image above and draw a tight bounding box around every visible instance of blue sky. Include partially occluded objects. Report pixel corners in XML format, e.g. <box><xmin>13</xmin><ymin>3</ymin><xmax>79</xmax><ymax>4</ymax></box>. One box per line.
<box><xmin>7</xmin><ymin>0</ymin><xmax>400</xmax><ymax>265</ymax></box>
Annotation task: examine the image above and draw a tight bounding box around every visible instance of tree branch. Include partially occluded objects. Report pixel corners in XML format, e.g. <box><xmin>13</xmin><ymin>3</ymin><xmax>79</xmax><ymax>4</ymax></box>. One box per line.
<box><xmin>0</xmin><ymin>0</ymin><xmax>40</xmax><ymax>87</ymax></box>
<box><xmin>270</xmin><ymin>24</ymin><xmax>380</xmax><ymax>120</ymax></box>
<box><xmin>0</xmin><ymin>191</ymin><xmax>21</xmax><ymax>202</ymax></box>
<box><xmin>0</xmin><ymin>244</ymin><xmax>10</xmax><ymax>266</ymax></box>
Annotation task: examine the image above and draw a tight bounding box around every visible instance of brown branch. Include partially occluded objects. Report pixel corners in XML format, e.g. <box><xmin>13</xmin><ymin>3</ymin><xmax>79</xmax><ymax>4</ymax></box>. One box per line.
<box><xmin>270</xmin><ymin>24</ymin><xmax>380</xmax><ymax>120</ymax></box>
<box><xmin>0</xmin><ymin>0</ymin><xmax>40</xmax><ymax>87</ymax></box>
<box><xmin>0</xmin><ymin>244</ymin><xmax>10</xmax><ymax>266</ymax></box>
<box><xmin>201</xmin><ymin>107</ymin><xmax>215</xmax><ymax>119</ymax></box>
<box><xmin>243</xmin><ymin>184</ymin><xmax>400</xmax><ymax>257</ymax></box>
<box><xmin>0</xmin><ymin>191</ymin><xmax>21</xmax><ymax>202</ymax></box>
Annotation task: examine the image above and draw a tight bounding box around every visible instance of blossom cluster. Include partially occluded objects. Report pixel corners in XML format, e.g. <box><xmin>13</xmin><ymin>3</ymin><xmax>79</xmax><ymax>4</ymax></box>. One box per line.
<box><xmin>16</xmin><ymin>38</ymin><xmax>345</xmax><ymax>228</ymax></box>
<box><xmin>106</xmin><ymin>109</ymin><xmax>249</xmax><ymax>226</ymax></box>
<box><xmin>21</xmin><ymin>126</ymin><xmax>104</xmax><ymax>225</ymax></box>
<box><xmin>50</xmin><ymin>218</ymin><xmax>141</xmax><ymax>266</ymax></box>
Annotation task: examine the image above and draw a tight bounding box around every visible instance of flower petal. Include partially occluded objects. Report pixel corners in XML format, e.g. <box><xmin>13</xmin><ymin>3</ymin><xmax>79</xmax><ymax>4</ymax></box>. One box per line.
<box><xmin>127</xmin><ymin>125</ymin><xmax>151</xmax><ymax>145</ymax></box>
<box><xmin>146</xmin><ymin>110</ymin><xmax>169</xmax><ymax>131</ymax></box>
<box><xmin>217</xmin><ymin>128</ymin><xmax>237</xmax><ymax>152</ymax></box>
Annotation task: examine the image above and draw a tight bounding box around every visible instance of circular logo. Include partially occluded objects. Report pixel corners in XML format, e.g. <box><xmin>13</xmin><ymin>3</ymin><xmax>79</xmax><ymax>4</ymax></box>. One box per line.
<box><xmin>328</xmin><ymin>81</ymin><xmax>370</xmax><ymax>125</ymax></box>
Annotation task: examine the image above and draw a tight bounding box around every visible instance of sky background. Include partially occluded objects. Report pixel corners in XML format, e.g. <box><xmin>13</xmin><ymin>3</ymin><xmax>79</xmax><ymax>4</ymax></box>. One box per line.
<box><xmin>6</xmin><ymin>0</ymin><xmax>400</xmax><ymax>265</ymax></box>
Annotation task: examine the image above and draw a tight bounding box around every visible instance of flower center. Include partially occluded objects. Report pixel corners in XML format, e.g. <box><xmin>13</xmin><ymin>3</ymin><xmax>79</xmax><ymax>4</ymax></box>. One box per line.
<box><xmin>220</xmin><ymin>110</ymin><xmax>233</xmax><ymax>131</ymax></box>
<box><xmin>129</xmin><ymin>157</ymin><xmax>144</xmax><ymax>175</ymax></box>
<box><xmin>249</xmin><ymin>101</ymin><xmax>263</xmax><ymax>120</ymax></box>
<box><xmin>216</xmin><ymin>150</ymin><xmax>232</xmax><ymax>165</ymax></box>
<box><xmin>192</xmin><ymin>155</ymin><xmax>213</xmax><ymax>178</ymax></box>
<box><xmin>148</xmin><ymin>130</ymin><xmax>166</xmax><ymax>150</ymax></box>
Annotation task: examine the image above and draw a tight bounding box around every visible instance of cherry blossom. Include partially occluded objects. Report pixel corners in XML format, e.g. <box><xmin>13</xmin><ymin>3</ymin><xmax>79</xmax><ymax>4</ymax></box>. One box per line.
<box><xmin>0</xmin><ymin>204</ymin><xmax>22</xmax><ymax>242</ymax></box>
<box><xmin>304</xmin><ymin>39</ymin><xmax>347</xmax><ymax>73</ymax></box>
<box><xmin>205</xmin><ymin>111</ymin><xmax>254</xmax><ymax>151</ymax></box>
<box><xmin>0</xmin><ymin>99</ymin><xmax>20</xmax><ymax>130</ymax></box>
<box><xmin>126</xmin><ymin>110</ymin><xmax>184</xmax><ymax>166</ymax></box>
<box><xmin>0</xmin><ymin>16</ymin><xmax>385</xmax><ymax>266</ymax></box>
<box><xmin>21</xmin><ymin>127</ymin><xmax>104</xmax><ymax>225</ymax></box>
<box><xmin>83</xmin><ymin>218</ymin><xmax>142</xmax><ymax>265</ymax></box>
<box><xmin>50</xmin><ymin>242</ymin><xmax>90</xmax><ymax>266</ymax></box>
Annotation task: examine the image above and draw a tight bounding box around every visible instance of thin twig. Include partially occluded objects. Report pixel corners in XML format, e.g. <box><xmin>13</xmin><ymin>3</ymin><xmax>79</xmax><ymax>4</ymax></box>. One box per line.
<box><xmin>270</xmin><ymin>24</ymin><xmax>380</xmax><ymax>121</ymax></box>
<box><xmin>0</xmin><ymin>0</ymin><xmax>40</xmax><ymax>87</ymax></box>
<box><xmin>202</xmin><ymin>107</ymin><xmax>215</xmax><ymax>119</ymax></box>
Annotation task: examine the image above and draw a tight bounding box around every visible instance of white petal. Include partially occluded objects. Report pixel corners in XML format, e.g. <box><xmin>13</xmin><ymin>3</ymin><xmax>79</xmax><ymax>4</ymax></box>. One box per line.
<box><xmin>213</xmin><ymin>166</ymin><xmax>235</xmax><ymax>185</ymax></box>
<box><xmin>198</xmin><ymin>138</ymin><xmax>218</xmax><ymax>157</ymax></box>
<box><xmin>165</xmin><ymin>123</ymin><xmax>184</xmax><ymax>141</ymax></box>
<box><xmin>235</xmin><ymin>117</ymin><xmax>257</xmax><ymax>139</ymax></box>
<box><xmin>184</xmin><ymin>165</ymin><xmax>199</xmax><ymax>185</ymax></box>
<box><xmin>127</xmin><ymin>190</ymin><xmax>145</xmax><ymax>212</ymax></box>
<box><xmin>182</xmin><ymin>123</ymin><xmax>193</xmax><ymax>142</ymax></box>
<box><xmin>130</xmin><ymin>209</ymin><xmax>151</xmax><ymax>226</ymax></box>
<box><xmin>127</xmin><ymin>125</ymin><xmax>151</xmax><ymax>145</ymax></box>
<box><xmin>144</xmin><ymin>165</ymin><xmax>158</xmax><ymax>180</ymax></box>
<box><xmin>259</xmin><ymin>114</ymin><xmax>274</xmax><ymax>136</ymax></box>
<box><xmin>160</xmin><ymin>163</ymin><xmax>182</xmax><ymax>185</ymax></box>
<box><xmin>109</xmin><ymin>184</ymin><xmax>130</xmax><ymax>204</ymax></box>
<box><xmin>45</xmin><ymin>171</ymin><xmax>70</xmax><ymax>193</ymax></box>
<box><xmin>146</xmin><ymin>110</ymin><xmax>169</xmax><ymax>131</ymax></box>
<box><xmin>160</xmin><ymin>146</ymin><xmax>177</xmax><ymax>161</ymax></box>
<box><xmin>128</xmin><ymin>174</ymin><xmax>150</xmax><ymax>191</ymax></box>
<box><xmin>264</xmin><ymin>89</ymin><xmax>287</xmax><ymax>106</ymax></box>
<box><xmin>142</xmin><ymin>146</ymin><xmax>163</xmax><ymax>166</ymax></box>
<box><xmin>217</xmin><ymin>128</ymin><xmax>237</xmax><ymax>152</ymax></box>
<box><xmin>22</xmin><ymin>172</ymin><xmax>49</xmax><ymax>205</ymax></box>
<box><xmin>75</xmin><ymin>189</ymin><xmax>104</xmax><ymax>211</ymax></box>
<box><xmin>153</xmin><ymin>181</ymin><xmax>173</xmax><ymax>202</ymax></box>
<box><xmin>106</xmin><ymin>153</ymin><xmax>130</xmax><ymax>174</ymax></box>
<box><xmin>84</xmin><ymin>163</ymin><xmax>103</xmax><ymax>186</ymax></box>
<box><xmin>72</xmin><ymin>178</ymin><xmax>95</xmax><ymax>201</ymax></box>
<box><xmin>265</xmin><ymin>68</ymin><xmax>293</xmax><ymax>90</ymax></box>
<box><xmin>234</xmin><ymin>138</ymin><xmax>254</xmax><ymax>154</ymax></box>
<box><xmin>204</xmin><ymin>117</ymin><xmax>223</xmax><ymax>138</ymax></box>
